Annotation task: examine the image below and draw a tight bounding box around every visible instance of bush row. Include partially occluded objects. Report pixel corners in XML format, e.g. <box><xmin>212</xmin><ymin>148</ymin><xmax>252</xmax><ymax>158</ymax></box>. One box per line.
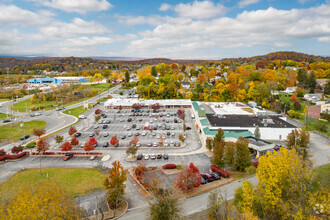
<box><xmin>162</xmin><ymin>164</ymin><xmax>177</xmax><ymax>169</ymax></box>
<box><xmin>0</xmin><ymin>152</ymin><xmax>29</xmax><ymax>161</ymax></box>
<box><xmin>210</xmin><ymin>165</ymin><xmax>230</xmax><ymax>178</ymax></box>
<box><xmin>31</xmin><ymin>152</ymin><xmax>102</xmax><ymax>155</ymax></box>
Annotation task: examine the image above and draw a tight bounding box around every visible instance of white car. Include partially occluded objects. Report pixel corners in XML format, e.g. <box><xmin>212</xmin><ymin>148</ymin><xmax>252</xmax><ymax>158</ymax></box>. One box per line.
<box><xmin>144</xmin><ymin>154</ymin><xmax>150</xmax><ymax>160</ymax></box>
<box><xmin>94</xmin><ymin>125</ymin><xmax>99</xmax><ymax>129</ymax></box>
<box><xmin>136</xmin><ymin>142</ymin><xmax>141</xmax><ymax>147</ymax></box>
<box><xmin>153</xmin><ymin>142</ymin><xmax>158</xmax><ymax>147</ymax></box>
<box><xmin>78</xmin><ymin>115</ymin><xmax>86</xmax><ymax>119</ymax></box>
<box><xmin>128</xmin><ymin>132</ymin><xmax>132</xmax><ymax>137</ymax></box>
<box><xmin>104</xmin><ymin>132</ymin><xmax>109</xmax><ymax>137</ymax></box>
<box><xmin>136</xmin><ymin>126</ymin><xmax>140</xmax><ymax>130</ymax></box>
<box><xmin>90</xmin><ymin>155</ymin><xmax>97</xmax><ymax>160</ymax></box>
<box><xmin>142</xmin><ymin>131</ymin><xmax>147</xmax><ymax>136</ymax></box>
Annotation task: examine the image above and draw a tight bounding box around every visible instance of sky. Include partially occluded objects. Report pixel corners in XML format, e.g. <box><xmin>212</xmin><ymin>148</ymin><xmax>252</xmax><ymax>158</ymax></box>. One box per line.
<box><xmin>0</xmin><ymin>0</ymin><xmax>329</xmax><ymax>59</ymax></box>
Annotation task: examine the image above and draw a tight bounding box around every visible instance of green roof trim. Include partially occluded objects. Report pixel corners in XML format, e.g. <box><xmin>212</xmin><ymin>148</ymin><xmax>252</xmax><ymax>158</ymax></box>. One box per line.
<box><xmin>192</xmin><ymin>101</ymin><xmax>201</xmax><ymax>111</ymax></box>
<box><xmin>198</xmin><ymin>110</ymin><xmax>206</xmax><ymax>117</ymax></box>
<box><xmin>203</xmin><ymin>127</ymin><xmax>253</xmax><ymax>138</ymax></box>
<box><xmin>200</xmin><ymin>118</ymin><xmax>210</xmax><ymax>126</ymax></box>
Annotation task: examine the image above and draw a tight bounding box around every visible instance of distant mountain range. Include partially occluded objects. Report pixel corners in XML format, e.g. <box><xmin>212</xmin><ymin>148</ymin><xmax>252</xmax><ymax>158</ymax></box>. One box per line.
<box><xmin>0</xmin><ymin>51</ymin><xmax>329</xmax><ymax>69</ymax></box>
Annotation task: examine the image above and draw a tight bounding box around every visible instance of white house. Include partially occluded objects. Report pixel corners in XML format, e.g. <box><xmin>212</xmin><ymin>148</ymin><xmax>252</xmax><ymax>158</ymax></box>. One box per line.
<box><xmin>283</xmin><ymin>86</ymin><xmax>297</xmax><ymax>94</ymax></box>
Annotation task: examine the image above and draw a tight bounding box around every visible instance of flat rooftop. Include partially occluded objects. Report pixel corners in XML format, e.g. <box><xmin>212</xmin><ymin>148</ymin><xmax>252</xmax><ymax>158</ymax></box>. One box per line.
<box><xmin>206</xmin><ymin>114</ymin><xmax>296</xmax><ymax>128</ymax></box>
<box><xmin>245</xmin><ymin>136</ymin><xmax>272</xmax><ymax>146</ymax></box>
<box><xmin>205</xmin><ymin>102</ymin><xmax>254</xmax><ymax>115</ymax></box>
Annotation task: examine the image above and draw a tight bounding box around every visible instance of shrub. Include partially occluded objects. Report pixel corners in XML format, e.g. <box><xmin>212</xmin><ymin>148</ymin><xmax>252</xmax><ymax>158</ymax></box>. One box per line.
<box><xmin>162</xmin><ymin>164</ymin><xmax>177</xmax><ymax>169</ymax></box>
<box><xmin>246</xmin><ymin>165</ymin><xmax>257</xmax><ymax>175</ymax></box>
<box><xmin>293</xmin><ymin>101</ymin><xmax>302</xmax><ymax>110</ymax></box>
<box><xmin>176</xmin><ymin>164</ymin><xmax>182</xmax><ymax>170</ymax></box>
<box><xmin>252</xmin><ymin>161</ymin><xmax>259</xmax><ymax>168</ymax></box>
<box><xmin>315</xmin><ymin>123</ymin><xmax>328</xmax><ymax>133</ymax></box>
<box><xmin>25</xmin><ymin>142</ymin><xmax>36</xmax><ymax>149</ymax></box>
<box><xmin>210</xmin><ymin>165</ymin><xmax>230</xmax><ymax>178</ymax></box>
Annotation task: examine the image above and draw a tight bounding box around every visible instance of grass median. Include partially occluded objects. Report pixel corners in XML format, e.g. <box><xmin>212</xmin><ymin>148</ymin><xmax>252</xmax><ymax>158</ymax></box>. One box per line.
<box><xmin>0</xmin><ymin>168</ymin><xmax>106</xmax><ymax>200</ymax></box>
<box><xmin>63</xmin><ymin>105</ymin><xmax>89</xmax><ymax>118</ymax></box>
<box><xmin>0</xmin><ymin>120</ymin><xmax>47</xmax><ymax>143</ymax></box>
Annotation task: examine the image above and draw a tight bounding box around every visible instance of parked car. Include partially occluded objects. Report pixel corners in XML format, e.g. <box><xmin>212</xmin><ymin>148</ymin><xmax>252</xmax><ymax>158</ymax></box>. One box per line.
<box><xmin>104</xmin><ymin>132</ymin><xmax>109</xmax><ymax>137</ymax></box>
<box><xmin>153</xmin><ymin>142</ymin><xmax>158</xmax><ymax>147</ymax></box>
<box><xmin>103</xmin><ymin>142</ymin><xmax>109</xmax><ymax>147</ymax></box>
<box><xmin>147</xmin><ymin>142</ymin><xmax>152</xmax><ymax>147</ymax></box>
<box><xmin>75</xmin><ymin>132</ymin><xmax>82</xmax><ymax>137</ymax></box>
<box><xmin>78</xmin><ymin>115</ymin><xmax>86</xmax><ymax>119</ymax></box>
<box><xmin>144</xmin><ymin>154</ymin><xmax>150</xmax><ymax>160</ymax></box>
<box><xmin>62</xmin><ymin>153</ymin><xmax>73</xmax><ymax>161</ymax></box>
<box><xmin>89</xmin><ymin>133</ymin><xmax>95</xmax><ymax>137</ymax></box>
<box><xmin>186</xmin><ymin>127</ymin><xmax>192</xmax><ymax>130</ymax></box>
<box><xmin>102</xmin><ymin>125</ymin><xmax>108</xmax><ymax>129</ymax></box>
<box><xmin>106</xmin><ymin>120</ymin><xmax>111</xmax><ymax>124</ymax></box>
<box><xmin>163</xmin><ymin>153</ymin><xmax>169</xmax><ymax>160</ymax></box>
<box><xmin>150</xmin><ymin>154</ymin><xmax>156</xmax><ymax>160</ymax></box>
<box><xmin>128</xmin><ymin>132</ymin><xmax>132</xmax><ymax>137</ymax></box>
<box><xmin>156</xmin><ymin>153</ymin><xmax>162</xmax><ymax>159</ymax></box>
<box><xmin>136</xmin><ymin>125</ymin><xmax>140</xmax><ymax>130</ymax></box>
<box><xmin>171</xmin><ymin>132</ymin><xmax>175</xmax><ymax>137</ymax></box>
<box><xmin>137</xmin><ymin>154</ymin><xmax>143</xmax><ymax>160</ymax></box>
<box><xmin>210</xmin><ymin>172</ymin><xmax>221</xmax><ymax>180</ymax></box>
<box><xmin>201</xmin><ymin>173</ymin><xmax>213</xmax><ymax>182</ymax></box>
<box><xmin>135</xmin><ymin>132</ymin><xmax>140</xmax><ymax>136</ymax></box>
<box><xmin>174</xmin><ymin>118</ymin><xmax>178</xmax><ymax>123</ymax></box>
<box><xmin>127</xmin><ymin>118</ymin><xmax>132</xmax><ymax>122</ymax></box>
<box><xmin>121</xmin><ymin>135</ymin><xmax>126</xmax><ymax>139</ymax></box>
<box><xmin>142</xmin><ymin>131</ymin><xmax>147</xmax><ymax>136</ymax></box>
<box><xmin>3</xmin><ymin>119</ymin><xmax>11</xmax><ymax>123</ymax></box>
<box><xmin>175</xmin><ymin>141</ymin><xmax>181</xmax><ymax>147</ymax></box>
<box><xmin>90</xmin><ymin>155</ymin><xmax>97</xmax><ymax>160</ymax></box>
<box><xmin>20</xmin><ymin>134</ymin><xmax>30</xmax><ymax>140</ymax></box>
<box><xmin>132</xmin><ymin>124</ymin><xmax>136</xmax><ymax>128</ymax></box>
<box><xmin>201</xmin><ymin>177</ymin><xmax>207</xmax><ymax>184</ymax></box>
<box><xmin>170</xmin><ymin>141</ymin><xmax>175</xmax><ymax>147</ymax></box>
<box><xmin>164</xmin><ymin>141</ymin><xmax>169</xmax><ymax>147</ymax></box>
<box><xmin>94</xmin><ymin>125</ymin><xmax>99</xmax><ymax>129</ymax></box>
<box><xmin>136</xmin><ymin>142</ymin><xmax>141</xmax><ymax>147</ymax></box>
<box><xmin>120</xmin><ymin>118</ymin><xmax>124</xmax><ymax>122</ymax></box>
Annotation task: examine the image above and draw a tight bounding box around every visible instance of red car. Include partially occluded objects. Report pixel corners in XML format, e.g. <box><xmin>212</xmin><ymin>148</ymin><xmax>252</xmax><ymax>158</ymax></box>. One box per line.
<box><xmin>62</xmin><ymin>153</ymin><xmax>73</xmax><ymax>161</ymax></box>
<box><xmin>201</xmin><ymin>173</ymin><xmax>213</xmax><ymax>182</ymax></box>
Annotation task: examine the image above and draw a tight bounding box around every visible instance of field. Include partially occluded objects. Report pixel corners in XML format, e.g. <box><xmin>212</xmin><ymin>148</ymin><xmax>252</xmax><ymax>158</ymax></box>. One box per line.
<box><xmin>0</xmin><ymin>168</ymin><xmax>107</xmax><ymax>200</ymax></box>
<box><xmin>11</xmin><ymin>83</ymin><xmax>113</xmax><ymax>112</ymax></box>
<box><xmin>0</xmin><ymin>112</ymin><xmax>12</xmax><ymax>120</ymax></box>
<box><xmin>0</xmin><ymin>120</ymin><xmax>47</xmax><ymax>143</ymax></box>
<box><xmin>279</xmin><ymin>94</ymin><xmax>308</xmax><ymax>114</ymax></box>
<box><xmin>63</xmin><ymin>105</ymin><xmax>89</xmax><ymax>118</ymax></box>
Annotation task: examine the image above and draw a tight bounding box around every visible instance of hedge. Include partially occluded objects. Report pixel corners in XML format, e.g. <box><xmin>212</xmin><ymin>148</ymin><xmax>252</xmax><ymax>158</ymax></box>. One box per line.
<box><xmin>0</xmin><ymin>152</ymin><xmax>29</xmax><ymax>161</ymax></box>
<box><xmin>210</xmin><ymin>165</ymin><xmax>230</xmax><ymax>178</ymax></box>
<box><xmin>31</xmin><ymin>152</ymin><xmax>102</xmax><ymax>155</ymax></box>
<box><xmin>162</xmin><ymin>164</ymin><xmax>177</xmax><ymax>169</ymax></box>
<box><xmin>25</xmin><ymin>142</ymin><xmax>36</xmax><ymax>149</ymax></box>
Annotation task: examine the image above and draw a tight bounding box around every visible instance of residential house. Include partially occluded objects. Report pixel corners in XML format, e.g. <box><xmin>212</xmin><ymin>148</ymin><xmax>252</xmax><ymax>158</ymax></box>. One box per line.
<box><xmin>182</xmin><ymin>82</ymin><xmax>190</xmax><ymax>89</ymax></box>
<box><xmin>303</xmin><ymin>93</ymin><xmax>323</xmax><ymax>102</ymax></box>
<box><xmin>283</xmin><ymin>86</ymin><xmax>297</xmax><ymax>94</ymax></box>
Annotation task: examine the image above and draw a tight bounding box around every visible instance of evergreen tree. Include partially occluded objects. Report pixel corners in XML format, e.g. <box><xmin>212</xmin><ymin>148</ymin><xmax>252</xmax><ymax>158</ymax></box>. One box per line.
<box><xmin>125</xmin><ymin>70</ymin><xmax>130</xmax><ymax>83</ymax></box>
<box><xmin>297</xmin><ymin>68</ymin><xmax>307</xmax><ymax>88</ymax></box>
<box><xmin>308</xmin><ymin>71</ymin><xmax>316</xmax><ymax>93</ymax></box>
<box><xmin>254</xmin><ymin>126</ymin><xmax>260</xmax><ymax>139</ymax></box>
<box><xmin>234</xmin><ymin>137</ymin><xmax>251</xmax><ymax>171</ymax></box>
<box><xmin>151</xmin><ymin>66</ymin><xmax>157</xmax><ymax>77</ymax></box>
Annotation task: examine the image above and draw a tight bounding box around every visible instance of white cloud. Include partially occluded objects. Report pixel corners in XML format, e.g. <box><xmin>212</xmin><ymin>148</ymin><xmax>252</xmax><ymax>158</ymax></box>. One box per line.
<box><xmin>0</xmin><ymin>4</ymin><xmax>54</xmax><ymax>26</ymax></box>
<box><xmin>238</xmin><ymin>0</ymin><xmax>260</xmax><ymax>8</ymax></box>
<box><xmin>124</xmin><ymin>4</ymin><xmax>330</xmax><ymax>58</ymax></box>
<box><xmin>298</xmin><ymin>0</ymin><xmax>308</xmax><ymax>4</ymax></box>
<box><xmin>159</xmin><ymin>3</ymin><xmax>172</xmax><ymax>11</ymax></box>
<box><xmin>38</xmin><ymin>18</ymin><xmax>108</xmax><ymax>38</ymax></box>
<box><xmin>33</xmin><ymin>0</ymin><xmax>112</xmax><ymax>13</ymax></box>
<box><xmin>318</xmin><ymin>36</ymin><xmax>330</xmax><ymax>43</ymax></box>
<box><xmin>115</xmin><ymin>14</ymin><xmax>166</xmax><ymax>26</ymax></box>
<box><xmin>174</xmin><ymin>1</ymin><xmax>226</xmax><ymax>19</ymax></box>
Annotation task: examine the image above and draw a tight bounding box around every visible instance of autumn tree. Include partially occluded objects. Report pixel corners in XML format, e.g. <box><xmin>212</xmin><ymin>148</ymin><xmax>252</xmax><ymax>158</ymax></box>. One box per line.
<box><xmin>254</xmin><ymin>126</ymin><xmax>260</xmax><ymax>139</ymax></box>
<box><xmin>234</xmin><ymin>137</ymin><xmax>251</xmax><ymax>171</ymax></box>
<box><xmin>177</xmin><ymin>108</ymin><xmax>185</xmax><ymax>121</ymax></box>
<box><xmin>213</xmin><ymin>128</ymin><xmax>225</xmax><ymax>146</ymax></box>
<box><xmin>68</xmin><ymin>126</ymin><xmax>77</xmax><ymax>136</ymax></box>
<box><xmin>189</xmin><ymin>162</ymin><xmax>202</xmax><ymax>187</ymax></box>
<box><xmin>0</xmin><ymin>181</ymin><xmax>83</xmax><ymax>219</ymax></box>
<box><xmin>132</xmin><ymin>103</ymin><xmax>142</xmax><ymax>110</ymax></box>
<box><xmin>36</xmin><ymin>138</ymin><xmax>50</xmax><ymax>154</ymax></box>
<box><xmin>286</xmin><ymin>128</ymin><xmax>310</xmax><ymax>160</ymax></box>
<box><xmin>89</xmin><ymin>137</ymin><xmax>97</xmax><ymax>146</ymax></box>
<box><xmin>104</xmin><ymin>161</ymin><xmax>128</xmax><ymax>208</ymax></box>
<box><xmin>110</xmin><ymin>136</ymin><xmax>119</xmax><ymax>146</ymax></box>
<box><xmin>151</xmin><ymin>103</ymin><xmax>160</xmax><ymax>110</ymax></box>
<box><xmin>0</xmin><ymin>149</ymin><xmax>6</xmax><ymax>156</ymax></box>
<box><xmin>174</xmin><ymin>164</ymin><xmax>196</xmax><ymax>192</ymax></box>
<box><xmin>178</xmin><ymin>134</ymin><xmax>186</xmax><ymax>143</ymax></box>
<box><xmin>11</xmin><ymin>145</ymin><xmax>23</xmax><ymax>155</ymax></box>
<box><xmin>95</xmin><ymin>115</ymin><xmax>101</xmax><ymax>122</ymax></box>
<box><xmin>234</xmin><ymin>148</ymin><xmax>326</xmax><ymax>219</ymax></box>
<box><xmin>224</xmin><ymin>141</ymin><xmax>236</xmax><ymax>168</ymax></box>
<box><xmin>70</xmin><ymin>137</ymin><xmax>79</xmax><ymax>146</ymax></box>
<box><xmin>33</xmin><ymin>128</ymin><xmax>46</xmax><ymax>138</ymax></box>
<box><xmin>126</xmin><ymin>135</ymin><xmax>139</xmax><ymax>157</ymax></box>
<box><xmin>61</xmin><ymin>142</ymin><xmax>72</xmax><ymax>152</ymax></box>
<box><xmin>212</xmin><ymin>141</ymin><xmax>225</xmax><ymax>168</ymax></box>
<box><xmin>83</xmin><ymin>140</ymin><xmax>95</xmax><ymax>153</ymax></box>
<box><xmin>54</xmin><ymin>135</ymin><xmax>64</xmax><ymax>147</ymax></box>
<box><xmin>208</xmin><ymin>190</ymin><xmax>233</xmax><ymax>220</ymax></box>
<box><xmin>290</xmin><ymin>93</ymin><xmax>298</xmax><ymax>101</ymax></box>
<box><xmin>206</xmin><ymin>137</ymin><xmax>214</xmax><ymax>151</ymax></box>
<box><xmin>95</xmin><ymin>109</ymin><xmax>102</xmax><ymax>114</ymax></box>
<box><xmin>147</xmin><ymin>188</ymin><xmax>182</xmax><ymax>220</ymax></box>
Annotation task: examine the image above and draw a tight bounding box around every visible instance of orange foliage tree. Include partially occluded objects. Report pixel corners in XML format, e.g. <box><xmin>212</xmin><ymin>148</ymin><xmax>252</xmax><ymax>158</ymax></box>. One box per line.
<box><xmin>61</xmin><ymin>142</ymin><xmax>72</xmax><ymax>152</ymax></box>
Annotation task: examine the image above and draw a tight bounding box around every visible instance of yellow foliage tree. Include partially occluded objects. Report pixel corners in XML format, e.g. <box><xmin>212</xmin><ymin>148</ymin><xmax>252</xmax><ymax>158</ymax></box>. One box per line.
<box><xmin>0</xmin><ymin>181</ymin><xmax>83</xmax><ymax>219</ymax></box>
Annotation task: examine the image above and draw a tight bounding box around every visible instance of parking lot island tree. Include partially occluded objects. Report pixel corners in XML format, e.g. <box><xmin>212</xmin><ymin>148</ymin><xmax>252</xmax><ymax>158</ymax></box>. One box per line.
<box><xmin>83</xmin><ymin>140</ymin><xmax>95</xmax><ymax>154</ymax></box>
<box><xmin>177</xmin><ymin>108</ymin><xmax>185</xmax><ymax>121</ymax></box>
<box><xmin>0</xmin><ymin>149</ymin><xmax>5</xmax><ymax>156</ymax></box>
<box><xmin>104</xmin><ymin>160</ymin><xmax>128</xmax><ymax>209</ymax></box>
<box><xmin>126</xmin><ymin>135</ymin><xmax>139</xmax><ymax>157</ymax></box>
<box><xmin>206</xmin><ymin>137</ymin><xmax>214</xmax><ymax>151</ymax></box>
<box><xmin>110</xmin><ymin>136</ymin><xmax>119</xmax><ymax>147</ymax></box>
<box><xmin>70</xmin><ymin>137</ymin><xmax>79</xmax><ymax>146</ymax></box>
<box><xmin>174</xmin><ymin>163</ymin><xmax>201</xmax><ymax>192</ymax></box>
<box><xmin>151</xmin><ymin>103</ymin><xmax>160</xmax><ymax>111</ymax></box>
<box><xmin>61</xmin><ymin>141</ymin><xmax>72</xmax><ymax>152</ymax></box>
<box><xmin>234</xmin><ymin>137</ymin><xmax>251</xmax><ymax>172</ymax></box>
<box><xmin>178</xmin><ymin>134</ymin><xmax>186</xmax><ymax>143</ymax></box>
<box><xmin>54</xmin><ymin>135</ymin><xmax>64</xmax><ymax>147</ymax></box>
<box><xmin>0</xmin><ymin>180</ymin><xmax>83</xmax><ymax>219</ymax></box>
<box><xmin>95</xmin><ymin>115</ymin><xmax>101</xmax><ymax>122</ymax></box>
<box><xmin>68</xmin><ymin>126</ymin><xmax>77</xmax><ymax>136</ymax></box>
<box><xmin>132</xmin><ymin>103</ymin><xmax>142</xmax><ymax>110</ymax></box>
<box><xmin>95</xmin><ymin>109</ymin><xmax>102</xmax><ymax>115</ymax></box>
<box><xmin>11</xmin><ymin>145</ymin><xmax>23</xmax><ymax>155</ymax></box>
<box><xmin>36</xmin><ymin>138</ymin><xmax>50</xmax><ymax>154</ymax></box>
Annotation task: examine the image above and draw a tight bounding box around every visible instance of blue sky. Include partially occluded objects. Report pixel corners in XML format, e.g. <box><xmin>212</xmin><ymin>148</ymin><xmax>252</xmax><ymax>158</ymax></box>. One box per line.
<box><xmin>0</xmin><ymin>0</ymin><xmax>329</xmax><ymax>58</ymax></box>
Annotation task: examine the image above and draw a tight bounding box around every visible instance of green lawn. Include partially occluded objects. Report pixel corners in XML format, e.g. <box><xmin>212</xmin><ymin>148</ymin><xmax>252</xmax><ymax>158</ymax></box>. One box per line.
<box><xmin>0</xmin><ymin>168</ymin><xmax>106</xmax><ymax>201</ymax></box>
<box><xmin>11</xmin><ymin>83</ymin><xmax>114</xmax><ymax>112</ymax></box>
<box><xmin>97</xmin><ymin>97</ymin><xmax>108</xmax><ymax>102</ymax></box>
<box><xmin>0</xmin><ymin>98</ymin><xmax>9</xmax><ymax>102</ymax></box>
<box><xmin>279</xmin><ymin>94</ymin><xmax>308</xmax><ymax>113</ymax></box>
<box><xmin>63</xmin><ymin>105</ymin><xmax>89</xmax><ymax>118</ymax></box>
<box><xmin>297</xmin><ymin>117</ymin><xmax>330</xmax><ymax>137</ymax></box>
<box><xmin>0</xmin><ymin>120</ymin><xmax>47</xmax><ymax>143</ymax></box>
<box><xmin>315</xmin><ymin>164</ymin><xmax>330</xmax><ymax>189</ymax></box>
<box><xmin>0</xmin><ymin>112</ymin><xmax>12</xmax><ymax>120</ymax></box>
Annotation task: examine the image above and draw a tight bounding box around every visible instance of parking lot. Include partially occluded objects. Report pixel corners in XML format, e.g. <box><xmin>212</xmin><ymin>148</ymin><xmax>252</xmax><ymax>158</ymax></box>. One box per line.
<box><xmin>75</xmin><ymin>108</ymin><xmax>195</xmax><ymax>149</ymax></box>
